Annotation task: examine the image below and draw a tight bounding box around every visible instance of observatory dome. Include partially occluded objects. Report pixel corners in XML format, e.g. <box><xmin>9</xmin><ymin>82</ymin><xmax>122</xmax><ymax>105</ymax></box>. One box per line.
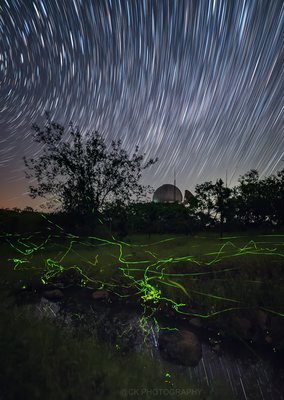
<box><xmin>153</xmin><ymin>184</ymin><xmax>183</xmax><ymax>203</ymax></box>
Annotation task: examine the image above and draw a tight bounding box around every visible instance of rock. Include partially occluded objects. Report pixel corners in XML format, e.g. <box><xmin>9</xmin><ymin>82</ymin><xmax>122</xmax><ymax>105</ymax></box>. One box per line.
<box><xmin>92</xmin><ymin>290</ymin><xmax>109</xmax><ymax>300</ymax></box>
<box><xmin>256</xmin><ymin>309</ymin><xmax>270</xmax><ymax>331</ymax></box>
<box><xmin>209</xmin><ymin>336</ymin><xmax>222</xmax><ymax>354</ymax></box>
<box><xmin>158</xmin><ymin>330</ymin><xmax>202</xmax><ymax>367</ymax></box>
<box><xmin>265</xmin><ymin>335</ymin><xmax>273</xmax><ymax>344</ymax></box>
<box><xmin>230</xmin><ymin>316</ymin><xmax>254</xmax><ymax>340</ymax></box>
<box><xmin>189</xmin><ymin>317</ymin><xmax>203</xmax><ymax>328</ymax></box>
<box><xmin>42</xmin><ymin>289</ymin><xmax>64</xmax><ymax>301</ymax></box>
<box><xmin>212</xmin><ymin>343</ymin><xmax>222</xmax><ymax>354</ymax></box>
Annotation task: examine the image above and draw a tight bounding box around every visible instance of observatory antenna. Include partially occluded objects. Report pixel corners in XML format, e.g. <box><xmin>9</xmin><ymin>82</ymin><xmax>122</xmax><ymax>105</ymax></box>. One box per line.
<box><xmin>174</xmin><ymin>169</ymin><xmax>176</xmax><ymax>202</ymax></box>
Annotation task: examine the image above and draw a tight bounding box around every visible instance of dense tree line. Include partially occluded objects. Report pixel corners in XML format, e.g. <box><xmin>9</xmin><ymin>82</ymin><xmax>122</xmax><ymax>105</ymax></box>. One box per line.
<box><xmin>103</xmin><ymin>169</ymin><xmax>284</xmax><ymax>237</ymax></box>
<box><xmin>1</xmin><ymin>168</ymin><xmax>283</xmax><ymax>236</ymax></box>
<box><xmin>192</xmin><ymin>169</ymin><xmax>284</xmax><ymax>231</ymax></box>
<box><xmin>19</xmin><ymin>118</ymin><xmax>284</xmax><ymax>237</ymax></box>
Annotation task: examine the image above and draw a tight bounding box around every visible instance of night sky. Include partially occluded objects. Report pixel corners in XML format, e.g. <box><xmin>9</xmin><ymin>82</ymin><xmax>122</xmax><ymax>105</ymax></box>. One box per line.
<box><xmin>0</xmin><ymin>0</ymin><xmax>283</xmax><ymax>209</ymax></box>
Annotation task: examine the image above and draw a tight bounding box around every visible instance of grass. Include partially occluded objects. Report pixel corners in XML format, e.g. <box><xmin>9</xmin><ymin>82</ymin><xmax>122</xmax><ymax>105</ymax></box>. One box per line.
<box><xmin>1</xmin><ymin>231</ymin><xmax>284</xmax><ymax>315</ymax></box>
<box><xmin>1</xmin><ymin>229</ymin><xmax>284</xmax><ymax>399</ymax></box>
<box><xmin>0</xmin><ymin>293</ymin><xmax>206</xmax><ymax>400</ymax></box>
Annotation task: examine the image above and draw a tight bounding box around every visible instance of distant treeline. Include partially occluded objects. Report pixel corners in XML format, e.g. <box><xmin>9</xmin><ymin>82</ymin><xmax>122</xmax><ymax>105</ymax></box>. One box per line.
<box><xmin>1</xmin><ymin>169</ymin><xmax>283</xmax><ymax>237</ymax></box>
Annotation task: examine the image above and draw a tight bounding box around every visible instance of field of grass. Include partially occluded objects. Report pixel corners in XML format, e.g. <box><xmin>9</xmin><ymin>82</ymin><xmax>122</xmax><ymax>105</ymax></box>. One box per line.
<box><xmin>1</xmin><ymin>229</ymin><xmax>284</xmax><ymax>399</ymax></box>
<box><xmin>1</xmin><ymin>230</ymin><xmax>284</xmax><ymax>316</ymax></box>
<box><xmin>1</xmin><ymin>292</ymin><xmax>209</xmax><ymax>400</ymax></box>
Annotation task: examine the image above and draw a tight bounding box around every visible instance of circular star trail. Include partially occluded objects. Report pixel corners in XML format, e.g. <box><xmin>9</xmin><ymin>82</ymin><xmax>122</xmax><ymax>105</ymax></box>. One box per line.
<box><xmin>0</xmin><ymin>0</ymin><xmax>283</xmax><ymax>208</ymax></box>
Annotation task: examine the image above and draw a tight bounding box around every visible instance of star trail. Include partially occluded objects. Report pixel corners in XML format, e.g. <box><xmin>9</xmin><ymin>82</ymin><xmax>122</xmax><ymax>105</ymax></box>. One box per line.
<box><xmin>0</xmin><ymin>0</ymin><xmax>283</xmax><ymax>209</ymax></box>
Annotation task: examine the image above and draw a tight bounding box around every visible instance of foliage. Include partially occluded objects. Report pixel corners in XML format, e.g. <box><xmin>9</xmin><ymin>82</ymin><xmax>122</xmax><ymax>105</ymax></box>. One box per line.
<box><xmin>9</xmin><ymin>161</ymin><xmax>284</xmax><ymax>235</ymax></box>
<box><xmin>0</xmin><ymin>295</ymin><xmax>197</xmax><ymax>400</ymax></box>
<box><xmin>24</xmin><ymin>118</ymin><xmax>157</xmax><ymax>214</ymax></box>
<box><xmin>194</xmin><ymin>179</ymin><xmax>231</xmax><ymax>231</ymax></box>
<box><xmin>235</xmin><ymin>169</ymin><xmax>284</xmax><ymax>227</ymax></box>
<box><xmin>193</xmin><ymin>169</ymin><xmax>284</xmax><ymax>231</ymax></box>
<box><xmin>125</xmin><ymin>202</ymin><xmax>200</xmax><ymax>235</ymax></box>
<box><xmin>194</xmin><ymin>181</ymin><xmax>216</xmax><ymax>226</ymax></box>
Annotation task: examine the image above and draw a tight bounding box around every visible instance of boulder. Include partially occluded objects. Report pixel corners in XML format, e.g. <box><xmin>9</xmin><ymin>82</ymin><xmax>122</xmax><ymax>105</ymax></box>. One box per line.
<box><xmin>92</xmin><ymin>290</ymin><xmax>109</xmax><ymax>300</ymax></box>
<box><xmin>265</xmin><ymin>335</ymin><xmax>273</xmax><ymax>344</ymax></box>
<box><xmin>211</xmin><ymin>343</ymin><xmax>221</xmax><ymax>354</ymax></box>
<box><xmin>158</xmin><ymin>330</ymin><xmax>202</xmax><ymax>367</ymax></box>
<box><xmin>256</xmin><ymin>309</ymin><xmax>270</xmax><ymax>331</ymax></box>
<box><xmin>42</xmin><ymin>289</ymin><xmax>64</xmax><ymax>301</ymax></box>
<box><xmin>189</xmin><ymin>317</ymin><xmax>203</xmax><ymax>328</ymax></box>
<box><xmin>230</xmin><ymin>316</ymin><xmax>254</xmax><ymax>340</ymax></box>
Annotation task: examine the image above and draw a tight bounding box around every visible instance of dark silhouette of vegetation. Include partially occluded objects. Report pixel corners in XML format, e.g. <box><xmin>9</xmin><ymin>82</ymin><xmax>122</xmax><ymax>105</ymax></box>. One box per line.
<box><xmin>2</xmin><ymin>131</ymin><xmax>283</xmax><ymax>237</ymax></box>
<box><xmin>126</xmin><ymin>202</ymin><xmax>199</xmax><ymax>236</ymax></box>
<box><xmin>235</xmin><ymin>169</ymin><xmax>284</xmax><ymax>227</ymax></box>
<box><xmin>193</xmin><ymin>179</ymin><xmax>231</xmax><ymax>235</ymax></box>
<box><xmin>24</xmin><ymin>117</ymin><xmax>157</xmax><ymax>215</ymax></box>
<box><xmin>214</xmin><ymin>179</ymin><xmax>231</xmax><ymax>237</ymax></box>
<box><xmin>187</xmin><ymin>169</ymin><xmax>284</xmax><ymax>235</ymax></box>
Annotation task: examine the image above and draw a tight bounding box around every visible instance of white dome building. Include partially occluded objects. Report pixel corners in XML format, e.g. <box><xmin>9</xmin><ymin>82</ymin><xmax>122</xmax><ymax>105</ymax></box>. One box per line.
<box><xmin>153</xmin><ymin>184</ymin><xmax>183</xmax><ymax>203</ymax></box>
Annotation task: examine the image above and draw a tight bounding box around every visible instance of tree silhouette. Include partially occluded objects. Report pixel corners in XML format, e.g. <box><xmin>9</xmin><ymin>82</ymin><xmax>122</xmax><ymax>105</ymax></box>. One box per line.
<box><xmin>194</xmin><ymin>181</ymin><xmax>216</xmax><ymax>226</ymax></box>
<box><xmin>24</xmin><ymin>118</ymin><xmax>157</xmax><ymax>215</ymax></box>
<box><xmin>214</xmin><ymin>178</ymin><xmax>231</xmax><ymax>237</ymax></box>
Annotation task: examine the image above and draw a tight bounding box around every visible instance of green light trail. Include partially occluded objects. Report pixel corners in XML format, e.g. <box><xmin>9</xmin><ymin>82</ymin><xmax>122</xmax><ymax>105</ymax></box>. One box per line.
<box><xmin>3</xmin><ymin>217</ymin><xmax>284</xmax><ymax>324</ymax></box>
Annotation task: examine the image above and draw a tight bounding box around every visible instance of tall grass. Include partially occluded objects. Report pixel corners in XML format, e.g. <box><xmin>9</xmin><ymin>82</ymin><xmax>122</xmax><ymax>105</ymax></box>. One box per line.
<box><xmin>0</xmin><ymin>294</ymin><xmax>205</xmax><ymax>400</ymax></box>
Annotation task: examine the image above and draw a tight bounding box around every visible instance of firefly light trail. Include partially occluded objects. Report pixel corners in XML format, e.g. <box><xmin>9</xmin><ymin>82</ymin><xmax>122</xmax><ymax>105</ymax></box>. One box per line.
<box><xmin>4</xmin><ymin>217</ymin><xmax>284</xmax><ymax>319</ymax></box>
<box><xmin>0</xmin><ymin>0</ymin><xmax>283</xmax><ymax>209</ymax></box>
